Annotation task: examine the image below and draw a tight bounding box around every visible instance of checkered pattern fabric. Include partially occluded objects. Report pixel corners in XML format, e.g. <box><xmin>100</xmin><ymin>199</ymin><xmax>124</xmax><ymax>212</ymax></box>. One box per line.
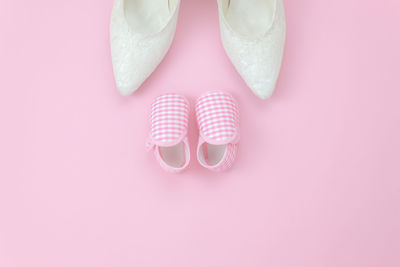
<box><xmin>150</xmin><ymin>93</ymin><xmax>189</xmax><ymax>146</ymax></box>
<box><xmin>147</xmin><ymin>93</ymin><xmax>190</xmax><ymax>173</ymax></box>
<box><xmin>195</xmin><ymin>91</ymin><xmax>240</xmax><ymax>171</ymax></box>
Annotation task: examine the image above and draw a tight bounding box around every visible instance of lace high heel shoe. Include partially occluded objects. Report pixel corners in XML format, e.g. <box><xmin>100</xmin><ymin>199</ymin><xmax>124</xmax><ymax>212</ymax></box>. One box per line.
<box><xmin>110</xmin><ymin>0</ymin><xmax>181</xmax><ymax>95</ymax></box>
<box><xmin>217</xmin><ymin>0</ymin><xmax>286</xmax><ymax>99</ymax></box>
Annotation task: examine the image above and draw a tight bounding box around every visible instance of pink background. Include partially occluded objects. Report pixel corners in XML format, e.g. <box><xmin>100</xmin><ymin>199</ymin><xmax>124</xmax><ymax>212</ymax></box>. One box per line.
<box><xmin>1</xmin><ymin>0</ymin><xmax>400</xmax><ymax>266</ymax></box>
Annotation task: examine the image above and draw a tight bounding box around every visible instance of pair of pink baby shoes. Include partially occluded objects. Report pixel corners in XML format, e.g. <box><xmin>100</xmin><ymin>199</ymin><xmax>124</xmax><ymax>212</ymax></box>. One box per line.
<box><xmin>146</xmin><ymin>91</ymin><xmax>240</xmax><ymax>173</ymax></box>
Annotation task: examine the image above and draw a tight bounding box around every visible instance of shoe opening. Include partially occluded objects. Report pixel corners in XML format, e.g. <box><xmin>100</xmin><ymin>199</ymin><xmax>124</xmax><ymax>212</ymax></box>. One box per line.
<box><xmin>124</xmin><ymin>0</ymin><xmax>179</xmax><ymax>35</ymax></box>
<box><xmin>158</xmin><ymin>141</ymin><xmax>188</xmax><ymax>169</ymax></box>
<box><xmin>220</xmin><ymin>0</ymin><xmax>276</xmax><ymax>38</ymax></box>
<box><xmin>198</xmin><ymin>143</ymin><xmax>227</xmax><ymax>167</ymax></box>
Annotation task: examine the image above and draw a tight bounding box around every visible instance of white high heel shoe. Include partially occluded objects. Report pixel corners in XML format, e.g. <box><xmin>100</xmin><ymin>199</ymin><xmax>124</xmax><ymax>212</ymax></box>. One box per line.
<box><xmin>217</xmin><ymin>0</ymin><xmax>286</xmax><ymax>99</ymax></box>
<box><xmin>110</xmin><ymin>0</ymin><xmax>181</xmax><ymax>95</ymax></box>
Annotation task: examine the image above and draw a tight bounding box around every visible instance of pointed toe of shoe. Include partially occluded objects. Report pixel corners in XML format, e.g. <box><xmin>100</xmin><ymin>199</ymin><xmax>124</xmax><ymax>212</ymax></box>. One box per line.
<box><xmin>112</xmin><ymin>63</ymin><xmax>149</xmax><ymax>95</ymax></box>
<box><xmin>110</xmin><ymin>0</ymin><xmax>180</xmax><ymax>96</ymax></box>
<box><xmin>115</xmin><ymin>81</ymin><xmax>141</xmax><ymax>96</ymax></box>
<box><xmin>227</xmin><ymin>53</ymin><xmax>283</xmax><ymax>99</ymax></box>
<box><xmin>218</xmin><ymin>0</ymin><xmax>286</xmax><ymax>100</ymax></box>
<box><xmin>223</xmin><ymin>35</ymin><xmax>285</xmax><ymax>100</ymax></box>
<box><xmin>249</xmin><ymin>80</ymin><xmax>277</xmax><ymax>100</ymax></box>
<box><xmin>110</xmin><ymin>33</ymin><xmax>172</xmax><ymax>96</ymax></box>
<box><xmin>240</xmin><ymin>57</ymin><xmax>283</xmax><ymax>99</ymax></box>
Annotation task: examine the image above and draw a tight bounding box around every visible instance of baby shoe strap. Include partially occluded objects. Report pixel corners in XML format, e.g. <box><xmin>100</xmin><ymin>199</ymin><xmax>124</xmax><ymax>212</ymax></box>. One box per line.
<box><xmin>146</xmin><ymin>137</ymin><xmax>155</xmax><ymax>152</ymax></box>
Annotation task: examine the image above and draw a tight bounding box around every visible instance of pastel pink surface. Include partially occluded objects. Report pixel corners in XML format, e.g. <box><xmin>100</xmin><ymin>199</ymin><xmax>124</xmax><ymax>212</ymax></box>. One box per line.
<box><xmin>0</xmin><ymin>0</ymin><xmax>400</xmax><ymax>266</ymax></box>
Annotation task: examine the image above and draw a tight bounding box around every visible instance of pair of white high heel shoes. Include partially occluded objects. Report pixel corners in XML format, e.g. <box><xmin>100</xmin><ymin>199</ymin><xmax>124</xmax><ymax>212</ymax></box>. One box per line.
<box><xmin>110</xmin><ymin>0</ymin><xmax>286</xmax><ymax>99</ymax></box>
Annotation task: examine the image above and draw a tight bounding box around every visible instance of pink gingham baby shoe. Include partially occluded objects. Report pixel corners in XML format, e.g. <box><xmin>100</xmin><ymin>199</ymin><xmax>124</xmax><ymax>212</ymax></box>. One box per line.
<box><xmin>195</xmin><ymin>91</ymin><xmax>240</xmax><ymax>171</ymax></box>
<box><xmin>147</xmin><ymin>94</ymin><xmax>190</xmax><ymax>173</ymax></box>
